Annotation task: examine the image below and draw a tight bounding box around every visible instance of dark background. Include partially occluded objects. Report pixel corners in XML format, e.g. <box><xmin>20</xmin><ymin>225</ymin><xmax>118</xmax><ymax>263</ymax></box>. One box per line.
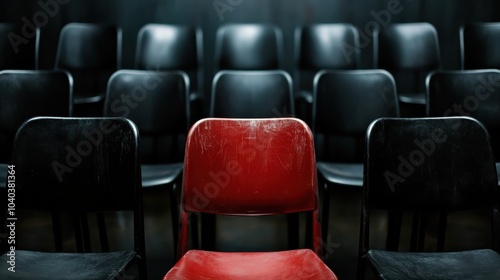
<box><xmin>1</xmin><ymin>0</ymin><xmax>499</xmax><ymax>101</ymax></box>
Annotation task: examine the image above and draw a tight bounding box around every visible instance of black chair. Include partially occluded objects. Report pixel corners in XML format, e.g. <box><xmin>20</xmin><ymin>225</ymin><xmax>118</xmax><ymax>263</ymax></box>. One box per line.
<box><xmin>375</xmin><ymin>22</ymin><xmax>441</xmax><ymax>117</ymax></box>
<box><xmin>295</xmin><ymin>23</ymin><xmax>360</xmax><ymax>124</ymax></box>
<box><xmin>312</xmin><ymin>69</ymin><xmax>399</xmax><ymax>246</ymax></box>
<box><xmin>357</xmin><ymin>117</ymin><xmax>500</xmax><ymax>280</ymax></box>
<box><xmin>461</xmin><ymin>22</ymin><xmax>500</xmax><ymax>70</ymax></box>
<box><xmin>0</xmin><ymin>23</ymin><xmax>39</xmax><ymax>70</ymax></box>
<box><xmin>104</xmin><ymin>69</ymin><xmax>190</xmax><ymax>258</ymax></box>
<box><xmin>0</xmin><ymin>117</ymin><xmax>147</xmax><ymax>279</ymax></box>
<box><xmin>210</xmin><ymin>70</ymin><xmax>294</xmax><ymax>118</ymax></box>
<box><xmin>55</xmin><ymin>22</ymin><xmax>121</xmax><ymax>116</ymax></box>
<box><xmin>0</xmin><ymin>70</ymin><xmax>72</xmax><ymax>255</ymax></box>
<box><xmin>427</xmin><ymin>69</ymin><xmax>500</xmax><ymax>185</ymax></box>
<box><xmin>214</xmin><ymin>24</ymin><xmax>283</xmax><ymax>71</ymax></box>
<box><xmin>135</xmin><ymin>24</ymin><xmax>203</xmax><ymax>123</ymax></box>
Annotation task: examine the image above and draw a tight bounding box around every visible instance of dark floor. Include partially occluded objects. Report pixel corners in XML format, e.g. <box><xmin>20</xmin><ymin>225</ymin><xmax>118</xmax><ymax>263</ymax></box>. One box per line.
<box><xmin>15</xmin><ymin>185</ymin><xmax>492</xmax><ymax>279</ymax></box>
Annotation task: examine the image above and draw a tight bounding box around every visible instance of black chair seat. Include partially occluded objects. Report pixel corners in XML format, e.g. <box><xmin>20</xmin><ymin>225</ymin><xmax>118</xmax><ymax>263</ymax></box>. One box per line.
<box><xmin>367</xmin><ymin>249</ymin><xmax>500</xmax><ymax>280</ymax></box>
<box><xmin>141</xmin><ymin>163</ymin><xmax>183</xmax><ymax>188</ymax></box>
<box><xmin>316</xmin><ymin>162</ymin><xmax>363</xmax><ymax>187</ymax></box>
<box><xmin>399</xmin><ymin>92</ymin><xmax>426</xmax><ymax>105</ymax></box>
<box><xmin>0</xmin><ymin>250</ymin><xmax>136</xmax><ymax>280</ymax></box>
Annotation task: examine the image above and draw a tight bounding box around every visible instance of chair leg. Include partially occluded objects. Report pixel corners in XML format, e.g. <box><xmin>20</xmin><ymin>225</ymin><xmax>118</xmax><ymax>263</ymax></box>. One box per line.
<box><xmin>190</xmin><ymin>214</ymin><xmax>199</xmax><ymax>249</ymax></box>
<box><xmin>287</xmin><ymin>213</ymin><xmax>299</xmax><ymax>249</ymax></box>
<box><xmin>386</xmin><ymin>211</ymin><xmax>402</xmax><ymax>251</ymax></box>
<box><xmin>410</xmin><ymin>212</ymin><xmax>427</xmax><ymax>252</ymax></box>
<box><xmin>410</xmin><ymin>212</ymin><xmax>420</xmax><ymax>252</ymax></box>
<box><xmin>437</xmin><ymin>211</ymin><xmax>448</xmax><ymax>252</ymax></box>
<box><xmin>169</xmin><ymin>186</ymin><xmax>179</xmax><ymax>259</ymax></box>
<box><xmin>201</xmin><ymin>213</ymin><xmax>216</xmax><ymax>250</ymax></box>
<box><xmin>81</xmin><ymin>213</ymin><xmax>92</xmax><ymax>252</ymax></box>
<box><xmin>73</xmin><ymin>213</ymin><xmax>84</xmax><ymax>252</ymax></box>
<box><xmin>321</xmin><ymin>184</ymin><xmax>330</xmax><ymax>242</ymax></box>
<box><xmin>96</xmin><ymin>212</ymin><xmax>109</xmax><ymax>252</ymax></box>
<box><xmin>51</xmin><ymin>212</ymin><xmax>63</xmax><ymax>252</ymax></box>
<box><xmin>417</xmin><ymin>213</ymin><xmax>427</xmax><ymax>252</ymax></box>
<box><xmin>305</xmin><ymin>212</ymin><xmax>312</xmax><ymax>249</ymax></box>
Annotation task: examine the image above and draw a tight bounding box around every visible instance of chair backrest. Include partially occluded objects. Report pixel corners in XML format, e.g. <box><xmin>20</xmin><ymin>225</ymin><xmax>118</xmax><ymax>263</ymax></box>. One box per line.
<box><xmin>298</xmin><ymin>24</ymin><xmax>360</xmax><ymax>71</ymax></box>
<box><xmin>312</xmin><ymin>70</ymin><xmax>399</xmax><ymax>162</ymax></box>
<box><xmin>215</xmin><ymin>24</ymin><xmax>283</xmax><ymax>70</ymax></box>
<box><xmin>12</xmin><ymin>117</ymin><xmax>146</xmax><ymax>277</ymax></box>
<box><xmin>0</xmin><ymin>70</ymin><xmax>72</xmax><ymax>160</ymax></box>
<box><xmin>375</xmin><ymin>22</ymin><xmax>441</xmax><ymax>94</ymax></box>
<box><xmin>0</xmin><ymin>22</ymin><xmax>39</xmax><ymax>70</ymax></box>
<box><xmin>461</xmin><ymin>23</ymin><xmax>500</xmax><ymax>70</ymax></box>
<box><xmin>135</xmin><ymin>24</ymin><xmax>200</xmax><ymax>71</ymax></box>
<box><xmin>426</xmin><ymin>69</ymin><xmax>500</xmax><ymax>159</ymax></box>
<box><xmin>210</xmin><ymin>70</ymin><xmax>294</xmax><ymax>118</ymax></box>
<box><xmin>55</xmin><ymin>22</ymin><xmax>121</xmax><ymax>98</ymax></box>
<box><xmin>104</xmin><ymin>69</ymin><xmax>189</xmax><ymax>162</ymax></box>
<box><xmin>364</xmin><ymin>117</ymin><xmax>498</xmax><ymax>212</ymax></box>
<box><xmin>376</xmin><ymin>22</ymin><xmax>440</xmax><ymax>71</ymax></box>
<box><xmin>178</xmin><ymin>118</ymin><xmax>321</xmax><ymax>257</ymax></box>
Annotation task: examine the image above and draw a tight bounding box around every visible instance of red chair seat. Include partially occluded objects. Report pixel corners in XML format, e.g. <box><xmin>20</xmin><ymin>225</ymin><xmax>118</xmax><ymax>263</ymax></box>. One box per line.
<box><xmin>164</xmin><ymin>249</ymin><xmax>338</xmax><ymax>280</ymax></box>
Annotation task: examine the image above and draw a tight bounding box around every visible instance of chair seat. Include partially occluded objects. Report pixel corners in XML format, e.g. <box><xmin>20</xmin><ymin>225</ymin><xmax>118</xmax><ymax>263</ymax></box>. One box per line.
<box><xmin>398</xmin><ymin>92</ymin><xmax>426</xmax><ymax>105</ymax></box>
<box><xmin>367</xmin><ymin>249</ymin><xmax>500</xmax><ymax>280</ymax></box>
<box><xmin>141</xmin><ymin>163</ymin><xmax>183</xmax><ymax>188</ymax></box>
<box><xmin>317</xmin><ymin>162</ymin><xmax>363</xmax><ymax>187</ymax></box>
<box><xmin>164</xmin><ymin>249</ymin><xmax>338</xmax><ymax>279</ymax></box>
<box><xmin>0</xmin><ymin>250</ymin><xmax>136</xmax><ymax>280</ymax></box>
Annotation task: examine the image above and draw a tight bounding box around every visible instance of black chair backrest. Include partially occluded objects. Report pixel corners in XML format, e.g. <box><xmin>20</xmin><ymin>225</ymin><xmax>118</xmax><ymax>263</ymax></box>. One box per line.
<box><xmin>210</xmin><ymin>70</ymin><xmax>294</xmax><ymax>118</ymax></box>
<box><xmin>135</xmin><ymin>24</ymin><xmax>199</xmax><ymax>71</ymax></box>
<box><xmin>461</xmin><ymin>23</ymin><xmax>500</xmax><ymax>70</ymax></box>
<box><xmin>0</xmin><ymin>22</ymin><xmax>39</xmax><ymax>69</ymax></box>
<box><xmin>215</xmin><ymin>24</ymin><xmax>283</xmax><ymax>70</ymax></box>
<box><xmin>376</xmin><ymin>22</ymin><xmax>440</xmax><ymax>71</ymax></box>
<box><xmin>298</xmin><ymin>23</ymin><xmax>360</xmax><ymax>71</ymax></box>
<box><xmin>55</xmin><ymin>23</ymin><xmax>120</xmax><ymax>99</ymax></box>
<box><xmin>0</xmin><ymin>70</ymin><xmax>72</xmax><ymax>160</ymax></box>
<box><xmin>426</xmin><ymin>69</ymin><xmax>500</xmax><ymax>159</ymax></box>
<box><xmin>56</xmin><ymin>23</ymin><xmax>120</xmax><ymax>70</ymax></box>
<box><xmin>104</xmin><ymin>70</ymin><xmax>189</xmax><ymax>162</ymax></box>
<box><xmin>364</xmin><ymin>117</ymin><xmax>498</xmax><ymax>212</ymax></box>
<box><xmin>313</xmin><ymin>70</ymin><xmax>399</xmax><ymax>162</ymax></box>
<box><xmin>14</xmin><ymin>117</ymin><xmax>142</xmax><ymax>212</ymax></box>
<box><xmin>105</xmin><ymin>70</ymin><xmax>189</xmax><ymax>136</ymax></box>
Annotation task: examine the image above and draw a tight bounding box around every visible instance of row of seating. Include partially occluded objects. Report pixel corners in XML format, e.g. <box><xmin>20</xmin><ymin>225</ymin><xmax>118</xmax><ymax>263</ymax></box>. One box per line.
<box><xmin>2</xmin><ymin>22</ymin><xmax>500</xmax><ymax>118</ymax></box>
<box><xmin>2</xmin><ymin>67</ymin><xmax>500</xmax><ymax>246</ymax></box>
<box><xmin>0</xmin><ymin>115</ymin><xmax>498</xmax><ymax>279</ymax></box>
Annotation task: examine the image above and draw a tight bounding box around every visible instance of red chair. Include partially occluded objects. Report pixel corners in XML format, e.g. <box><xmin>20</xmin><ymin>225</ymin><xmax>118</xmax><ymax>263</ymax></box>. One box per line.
<box><xmin>163</xmin><ymin>118</ymin><xmax>338</xmax><ymax>279</ymax></box>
